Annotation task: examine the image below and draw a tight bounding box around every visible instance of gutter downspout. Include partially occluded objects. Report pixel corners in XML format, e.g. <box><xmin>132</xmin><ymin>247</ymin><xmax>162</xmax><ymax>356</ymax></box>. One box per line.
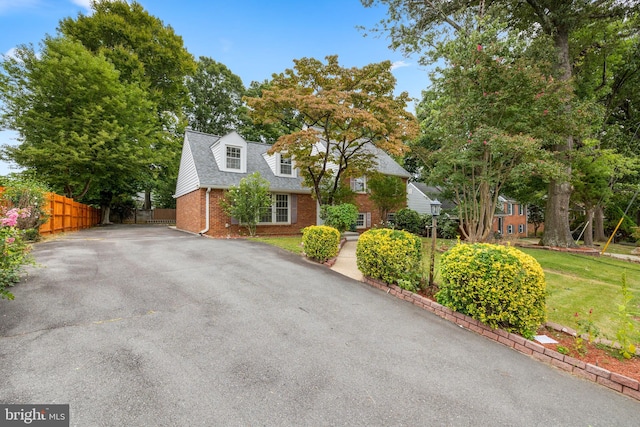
<box><xmin>199</xmin><ymin>187</ymin><xmax>212</xmax><ymax>236</ymax></box>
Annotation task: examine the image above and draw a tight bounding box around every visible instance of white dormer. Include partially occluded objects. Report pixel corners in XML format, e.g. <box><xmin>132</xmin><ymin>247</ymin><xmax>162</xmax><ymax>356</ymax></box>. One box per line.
<box><xmin>262</xmin><ymin>151</ymin><xmax>298</xmax><ymax>178</ymax></box>
<box><xmin>211</xmin><ymin>131</ymin><xmax>247</xmax><ymax>173</ymax></box>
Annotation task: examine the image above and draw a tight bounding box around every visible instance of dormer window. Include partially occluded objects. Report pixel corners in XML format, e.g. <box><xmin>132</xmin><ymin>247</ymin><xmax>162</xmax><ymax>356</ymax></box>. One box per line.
<box><xmin>351</xmin><ymin>177</ymin><xmax>367</xmax><ymax>193</ymax></box>
<box><xmin>279</xmin><ymin>156</ymin><xmax>292</xmax><ymax>175</ymax></box>
<box><xmin>226</xmin><ymin>146</ymin><xmax>241</xmax><ymax>170</ymax></box>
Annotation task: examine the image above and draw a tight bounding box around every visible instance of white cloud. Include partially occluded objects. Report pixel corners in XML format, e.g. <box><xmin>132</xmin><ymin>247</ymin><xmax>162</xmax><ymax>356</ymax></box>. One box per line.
<box><xmin>0</xmin><ymin>0</ymin><xmax>41</xmax><ymax>14</ymax></box>
<box><xmin>390</xmin><ymin>60</ymin><xmax>411</xmax><ymax>71</ymax></box>
<box><xmin>70</xmin><ymin>0</ymin><xmax>92</xmax><ymax>10</ymax></box>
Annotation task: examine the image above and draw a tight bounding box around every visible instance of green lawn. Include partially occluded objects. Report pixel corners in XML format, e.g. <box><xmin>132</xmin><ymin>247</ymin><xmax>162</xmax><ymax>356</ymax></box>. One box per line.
<box><xmin>254</xmin><ymin>234</ymin><xmax>640</xmax><ymax>344</ymax></box>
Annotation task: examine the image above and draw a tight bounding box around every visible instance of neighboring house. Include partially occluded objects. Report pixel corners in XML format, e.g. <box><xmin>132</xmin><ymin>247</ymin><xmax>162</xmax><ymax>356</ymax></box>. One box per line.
<box><xmin>408</xmin><ymin>183</ymin><xmax>528</xmax><ymax>238</ymax></box>
<box><xmin>174</xmin><ymin>129</ymin><xmax>411</xmax><ymax>237</ymax></box>
<box><xmin>493</xmin><ymin>196</ymin><xmax>528</xmax><ymax>237</ymax></box>
<box><xmin>407</xmin><ymin>182</ymin><xmax>456</xmax><ymax>215</ymax></box>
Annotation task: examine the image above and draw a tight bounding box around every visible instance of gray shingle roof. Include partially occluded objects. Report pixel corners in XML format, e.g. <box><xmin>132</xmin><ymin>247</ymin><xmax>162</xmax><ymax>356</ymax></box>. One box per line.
<box><xmin>411</xmin><ymin>182</ymin><xmax>457</xmax><ymax>210</ymax></box>
<box><xmin>183</xmin><ymin>129</ymin><xmax>410</xmax><ymax>192</ymax></box>
<box><xmin>185</xmin><ymin>130</ymin><xmax>309</xmax><ymax>192</ymax></box>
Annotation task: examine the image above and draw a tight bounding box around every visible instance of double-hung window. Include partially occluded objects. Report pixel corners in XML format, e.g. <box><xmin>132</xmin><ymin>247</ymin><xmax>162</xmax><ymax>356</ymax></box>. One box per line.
<box><xmin>226</xmin><ymin>146</ymin><xmax>241</xmax><ymax>170</ymax></box>
<box><xmin>279</xmin><ymin>156</ymin><xmax>292</xmax><ymax>176</ymax></box>
<box><xmin>260</xmin><ymin>194</ymin><xmax>289</xmax><ymax>223</ymax></box>
<box><xmin>352</xmin><ymin>177</ymin><xmax>366</xmax><ymax>193</ymax></box>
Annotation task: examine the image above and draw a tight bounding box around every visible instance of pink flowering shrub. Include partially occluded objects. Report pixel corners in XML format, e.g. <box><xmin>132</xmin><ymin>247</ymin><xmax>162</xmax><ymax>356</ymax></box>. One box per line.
<box><xmin>0</xmin><ymin>207</ymin><xmax>34</xmax><ymax>300</ymax></box>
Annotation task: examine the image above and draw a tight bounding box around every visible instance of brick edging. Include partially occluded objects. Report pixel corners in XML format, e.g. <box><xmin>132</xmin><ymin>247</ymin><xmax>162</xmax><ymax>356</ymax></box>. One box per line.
<box><xmin>362</xmin><ymin>276</ymin><xmax>640</xmax><ymax>402</ymax></box>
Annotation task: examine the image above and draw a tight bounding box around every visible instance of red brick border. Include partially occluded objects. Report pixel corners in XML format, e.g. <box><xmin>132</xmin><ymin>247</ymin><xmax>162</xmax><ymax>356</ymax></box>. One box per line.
<box><xmin>362</xmin><ymin>276</ymin><xmax>640</xmax><ymax>402</ymax></box>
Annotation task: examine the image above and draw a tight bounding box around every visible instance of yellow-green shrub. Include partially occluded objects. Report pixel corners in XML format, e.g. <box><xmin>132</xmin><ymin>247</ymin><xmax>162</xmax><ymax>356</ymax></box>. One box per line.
<box><xmin>436</xmin><ymin>243</ymin><xmax>546</xmax><ymax>338</ymax></box>
<box><xmin>302</xmin><ymin>225</ymin><xmax>341</xmax><ymax>262</ymax></box>
<box><xmin>356</xmin><ymin>228</ymin><xmax>423</xmax><ymax>290</ymax></box>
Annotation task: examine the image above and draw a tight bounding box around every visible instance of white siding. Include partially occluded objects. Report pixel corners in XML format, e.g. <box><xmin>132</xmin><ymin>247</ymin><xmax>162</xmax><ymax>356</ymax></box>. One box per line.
<box><xmin>175</xmin><ymin>138</ymin><xmax>200</xmax><ymax>198</ymax></box>
<box><xmin>211</xmin><ymin>131</ymin><xmax>247</xmax><ymax>173</ymax></box>
<box><xmin>263</xmin><ymin>152</ymin><xmax>277</xmax><ymax>174</ymax></box>
<box><xmin>407</xmin><ymin>183</ymin><xmax>432</xmax><ymax>215</ymax></box>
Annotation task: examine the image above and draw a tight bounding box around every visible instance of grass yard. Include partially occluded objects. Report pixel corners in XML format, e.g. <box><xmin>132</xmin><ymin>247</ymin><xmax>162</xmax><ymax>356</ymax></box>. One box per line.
<box><xmin>254</xmin><ymin>234</ymin><xmax>640</xmax><ymax>344</ymax></box>
<box><xmin>251</xmin><ymin>236</ymin><xmax>305</xmax><ymax>255</ymax></box>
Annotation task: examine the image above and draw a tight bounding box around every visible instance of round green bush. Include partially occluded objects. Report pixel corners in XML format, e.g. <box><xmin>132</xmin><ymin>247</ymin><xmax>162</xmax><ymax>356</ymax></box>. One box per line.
<box><xmin>320</xmin><ymin>203</ymin><xmax>359</xmax><ymax>233</ymax></box>
<box><xmin>302</xmin><ymin>225</ymin><xmax>341</xmax><ymax>263</ymax></box>
<box><xmin>436</xmin><ymin>243</ymin><xmax>546</xmax><ymax>338</ymax></box>
<box><xmin>393</xmin><ymin>208</ymin><xmax>426</xmax><ymax>235</ymax></box>
<box><xmin>356</xmin><ymin>228</ymin><xmax>423</xmax><ymax>289</ymax></box>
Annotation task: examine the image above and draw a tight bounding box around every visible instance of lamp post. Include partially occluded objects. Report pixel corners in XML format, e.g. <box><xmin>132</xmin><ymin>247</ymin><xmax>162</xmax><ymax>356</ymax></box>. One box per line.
<box><xmin>428</xmin><ymin>199</ymin><xmax>442</xmax><ymax>287</ymax></box>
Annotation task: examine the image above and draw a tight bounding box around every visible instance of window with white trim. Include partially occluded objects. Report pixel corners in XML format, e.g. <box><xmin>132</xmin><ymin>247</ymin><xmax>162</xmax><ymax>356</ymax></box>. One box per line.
<box><xmin>279</xmin><ymin>156</ymin><xmax>292</xmax><ymax>176</ymax></box>
<box><xmin>351</xmin><ymin>177</ymin><xmax>367</xmax><ymax>193</ymax></box>
<box><xmin>356</xmin><ymin>213</ymin><xmax>366</xmax><ymax>228</ymax></box>
<box><xmin>518</xmin><ymin>204</ymin><xmax>524</xmax><ymax>215</ymax></box>
<box><xmin>226</xmin><ymin>146</ymin><xmax>241</xmax><ymax>170</ymax></box>
<box><xmin>260</xmin><ymin>194</ymin><xmax>289</xmax><ymax>224</ymax></box>
<box><xmin>518</xmin><ymin>224</ymin><xmax>524</xmax><ymax>233</ymax></box>
<box><xmin>506</xmin><ymin>203</ymin><xmax>513</xmax><ymax>215</ymax></box>
<box><xmin>507</xmin><ymin>224</ymin><xmax>514</xmax><ymax>234</ymax></box>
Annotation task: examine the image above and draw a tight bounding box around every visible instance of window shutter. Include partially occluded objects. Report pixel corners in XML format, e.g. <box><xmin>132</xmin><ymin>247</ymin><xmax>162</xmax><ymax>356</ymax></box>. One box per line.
<box><xmin>366</xmin><ymin>212</ymin><xmax>371</xmax><ymax>228</ymax></box>
<box><xmin>291</xmin><ymin>194</ymin><xmax>297</xmax><ymax>224</ymax></box>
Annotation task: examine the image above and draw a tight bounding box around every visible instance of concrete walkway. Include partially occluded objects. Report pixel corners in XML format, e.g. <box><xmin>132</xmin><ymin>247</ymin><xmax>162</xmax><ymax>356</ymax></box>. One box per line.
<box><xmin>329</xmin><ymin>233</ymin><xmax>363</xmax><ymax>281</ymax></box>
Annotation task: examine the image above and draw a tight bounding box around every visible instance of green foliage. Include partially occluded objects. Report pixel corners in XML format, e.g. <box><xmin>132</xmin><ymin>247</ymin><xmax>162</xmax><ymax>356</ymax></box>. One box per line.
<box><xmin>58</xmin><ymin>0</ymin><xmax>196</xmax><ymax>209</ymax></box>
<box><xmin>436</xmin><ymin>243</ymin><xmax>547</xmax><ymax>338</ymax></box>
<box><xmin>393</xmin><ymin>208</ymin><xmax>425</xmax><ymax>236</ymax></box>
<box><xmin>186</xmin><ymin>56</ymin><xmax>247</xmax><ymax>136</ymax></box>
<box><xmin>438</xmin><ymin>215</ymin><xmax>459</xmax><ymax>239</ymax></box>
<box><xmin>356</xmin><ymin>228</ymin><xmax>423</xmax><ymax>289</ymax></box>
<box><xmin>414</xmin><ymin>21</ymin><xmax>574</xmax><ymax>242</ymax></box>
<box><xmin>616</xmin><ymin>274</ymin><xmax>638</xmax><ymax>359</ymax></box>
<box><xmin>0</xmin><ymin>36</ymin><xmax>159</xmax><ymax>203</ymax></box>
<box><xmin>245</xmin><ymin>55</ymin><xmax>419</xmax><ymax>206</ymax></box>
<box><xmin>0</xmin><ymin>207</ymin><xmax>35</xmax><ymax>300</ymax></box>
<box><xmin>302</xmin><ymin>225</ymin><xmax>341</xmax><ymax>263</ymax></box>
<box><xmin>367</xmin><ymin>174</ymin><xmax>406</xmax><ymax>221</ymax></box>
<box><xmin>219</xmin><ymin>172</ymin><xmax>272</xmax><ymax>237</ymax></box>
<box><xmin>320</xmin><ymin>203</ymin><xmax>359</xmax><ymax>233</ymax></box>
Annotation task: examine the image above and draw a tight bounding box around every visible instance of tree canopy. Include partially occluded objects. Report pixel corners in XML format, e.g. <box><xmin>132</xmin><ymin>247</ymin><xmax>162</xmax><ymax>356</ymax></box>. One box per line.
<box><xmin>59</xmin><ymin>0</ymin><xmax>196</xmax><ymax>208</ymax></box>
<box><xmin>245</xmin><ymin>55</ymin><xmax>418</xmax><ymax>205</ymax></box>
<box><xmin>0</xmin><ymin>37</ymin><xmax>157</xmax><ymax>205</ymax></box>
<box><xmin>363</xmin><ymin>0</ymin><xmax>640</xmax><ymax>246</ymax></box>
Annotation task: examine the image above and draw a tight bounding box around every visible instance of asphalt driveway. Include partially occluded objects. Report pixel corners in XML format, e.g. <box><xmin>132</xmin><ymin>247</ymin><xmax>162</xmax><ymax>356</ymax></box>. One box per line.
<box><xmin>0</xmin><ymin>225</ymin><xmax>638</xmax><ymax>426</ymax></box>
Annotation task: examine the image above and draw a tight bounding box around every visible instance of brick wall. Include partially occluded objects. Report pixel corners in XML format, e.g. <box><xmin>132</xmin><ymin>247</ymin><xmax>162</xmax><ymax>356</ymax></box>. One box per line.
<box><xmin>176</xmin><ymin>189</ymin><xmax>205</xmax><ymax>233</ymax></box>
<box><xmin>177</xmin><ymin>189</ymin><xmax>317</xmax><ymax>237</ymax></box>
<box><xmin>492</xmin><ymin>202</ymin><xmax>528</xmax><ymax>237</ymax></box>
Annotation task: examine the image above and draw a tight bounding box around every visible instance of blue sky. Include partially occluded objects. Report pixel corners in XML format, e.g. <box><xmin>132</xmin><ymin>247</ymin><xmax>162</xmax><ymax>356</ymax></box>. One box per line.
<box><xmin>0</xmin><ymin>0</ymin><xmax>432</xmax><ymax>175</ymax></box>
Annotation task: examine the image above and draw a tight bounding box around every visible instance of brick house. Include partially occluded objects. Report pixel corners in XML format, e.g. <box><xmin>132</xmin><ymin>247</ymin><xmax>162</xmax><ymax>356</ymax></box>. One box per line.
<box><xmin>492</xmin><ymin>196</ymin><xmax>528</xmax><ymax>238</ymax></box>
<box><xmin>174</xmin><ymin>129</ymin><xmax>410</xmax><ymax>237</ymax></box>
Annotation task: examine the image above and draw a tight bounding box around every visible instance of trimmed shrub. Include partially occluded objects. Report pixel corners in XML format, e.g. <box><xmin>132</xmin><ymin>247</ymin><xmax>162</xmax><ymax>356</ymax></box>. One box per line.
<box><xmin>436</xmin><ymin>243</ymin><xmax>546</xmax><ymax>338</ymax></box>
<box><xmin>356</xmin><ymin>228</ymin><xmax>423</xmax><ymax>290</ymax></box>
<box><xmin>320</xmin><ymin>203</ymin><xmax>359</xmax><ymax>233</ymax></box>
<box><xmin>302</xmin><ymin>225</ymin><xmax>341</xmax><ymax>263</ymax></box>
<box><xmin>393</xmin><ymin>208</ymin><xmax>426</xmax><ymax>235</ymax></box>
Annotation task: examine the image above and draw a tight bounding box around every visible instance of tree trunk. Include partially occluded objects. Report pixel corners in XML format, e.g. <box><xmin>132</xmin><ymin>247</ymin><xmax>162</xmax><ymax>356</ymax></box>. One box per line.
<box><xmin>541</xmin><ymin>180</ymin><xmax>575</xmax><ymax>247</ymax></box>
<box><xmin>541</xmin><ymin>27</ymin><xmax>576</xmax><ymax>248</ymax></box>
<box><xmin>594</xmin><ymin>205</ymin><xmax>606</xmax><ymax>242</ymax></box>
<box><xmin>144</xmin><ymin>190</ymin><xmax>152</xmax><ymax>210</ymax></box>
<box><xmin>583</xmin><ymin>208</ymin><xmax>594</xmax><ymax>247</ymax></box>
<box><xmin>100</xmin><ymin>190</ymin><xmax>113</xmax><ymax>225</ymax></box>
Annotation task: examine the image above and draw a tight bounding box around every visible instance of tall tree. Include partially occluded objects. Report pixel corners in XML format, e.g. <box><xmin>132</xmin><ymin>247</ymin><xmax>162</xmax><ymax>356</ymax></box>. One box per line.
<box><xmin>59</xmin><ymin>0</ymin><xmax>196</xmax><ymax>208</ymax></box>
<box><xmin>362</xmin><ymin>0</ymin><xmax>640</xmax><ymax>247</ymax></box>
<box><xmin>245</xmin><ymin>55</ymin><xmax>418</xmax><ymax>206</ymax></box>
<box><xmin>417</xmin><ymin>21</ymin><xmax>575</xmax><ymax>242</ymax></box>
<box><xmin>0</xmin><ymin>37</ymin><xmax>157</xmax><ymax>213</ymax></box>
<box><xmin>186</xmin><ymin>56</ymin><xmax>246</xmax><ymax>135</ymax></box>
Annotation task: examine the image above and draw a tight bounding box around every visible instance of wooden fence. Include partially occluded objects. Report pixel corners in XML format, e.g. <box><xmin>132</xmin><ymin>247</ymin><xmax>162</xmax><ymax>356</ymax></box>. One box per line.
<box><xmin>39</xmin><ymin>192</ymin><xmax>101</xmax><ymax>235</ymax></box>
<box><xmin>0</xmin><ymin>187</ymin><xmax>100</xmax><ymax>235</ymax></box>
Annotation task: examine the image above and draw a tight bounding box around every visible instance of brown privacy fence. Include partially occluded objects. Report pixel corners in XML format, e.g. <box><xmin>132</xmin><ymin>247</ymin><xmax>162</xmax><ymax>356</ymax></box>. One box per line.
<box><xmin>39</xmin><ymin>192</ymin><xmax>101</xmax><ymax>235</ymax></box>
<box><xmin>0</xmin><ymin>187</ymin><xmax>100</xmax><ymax>235</ymax></box>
